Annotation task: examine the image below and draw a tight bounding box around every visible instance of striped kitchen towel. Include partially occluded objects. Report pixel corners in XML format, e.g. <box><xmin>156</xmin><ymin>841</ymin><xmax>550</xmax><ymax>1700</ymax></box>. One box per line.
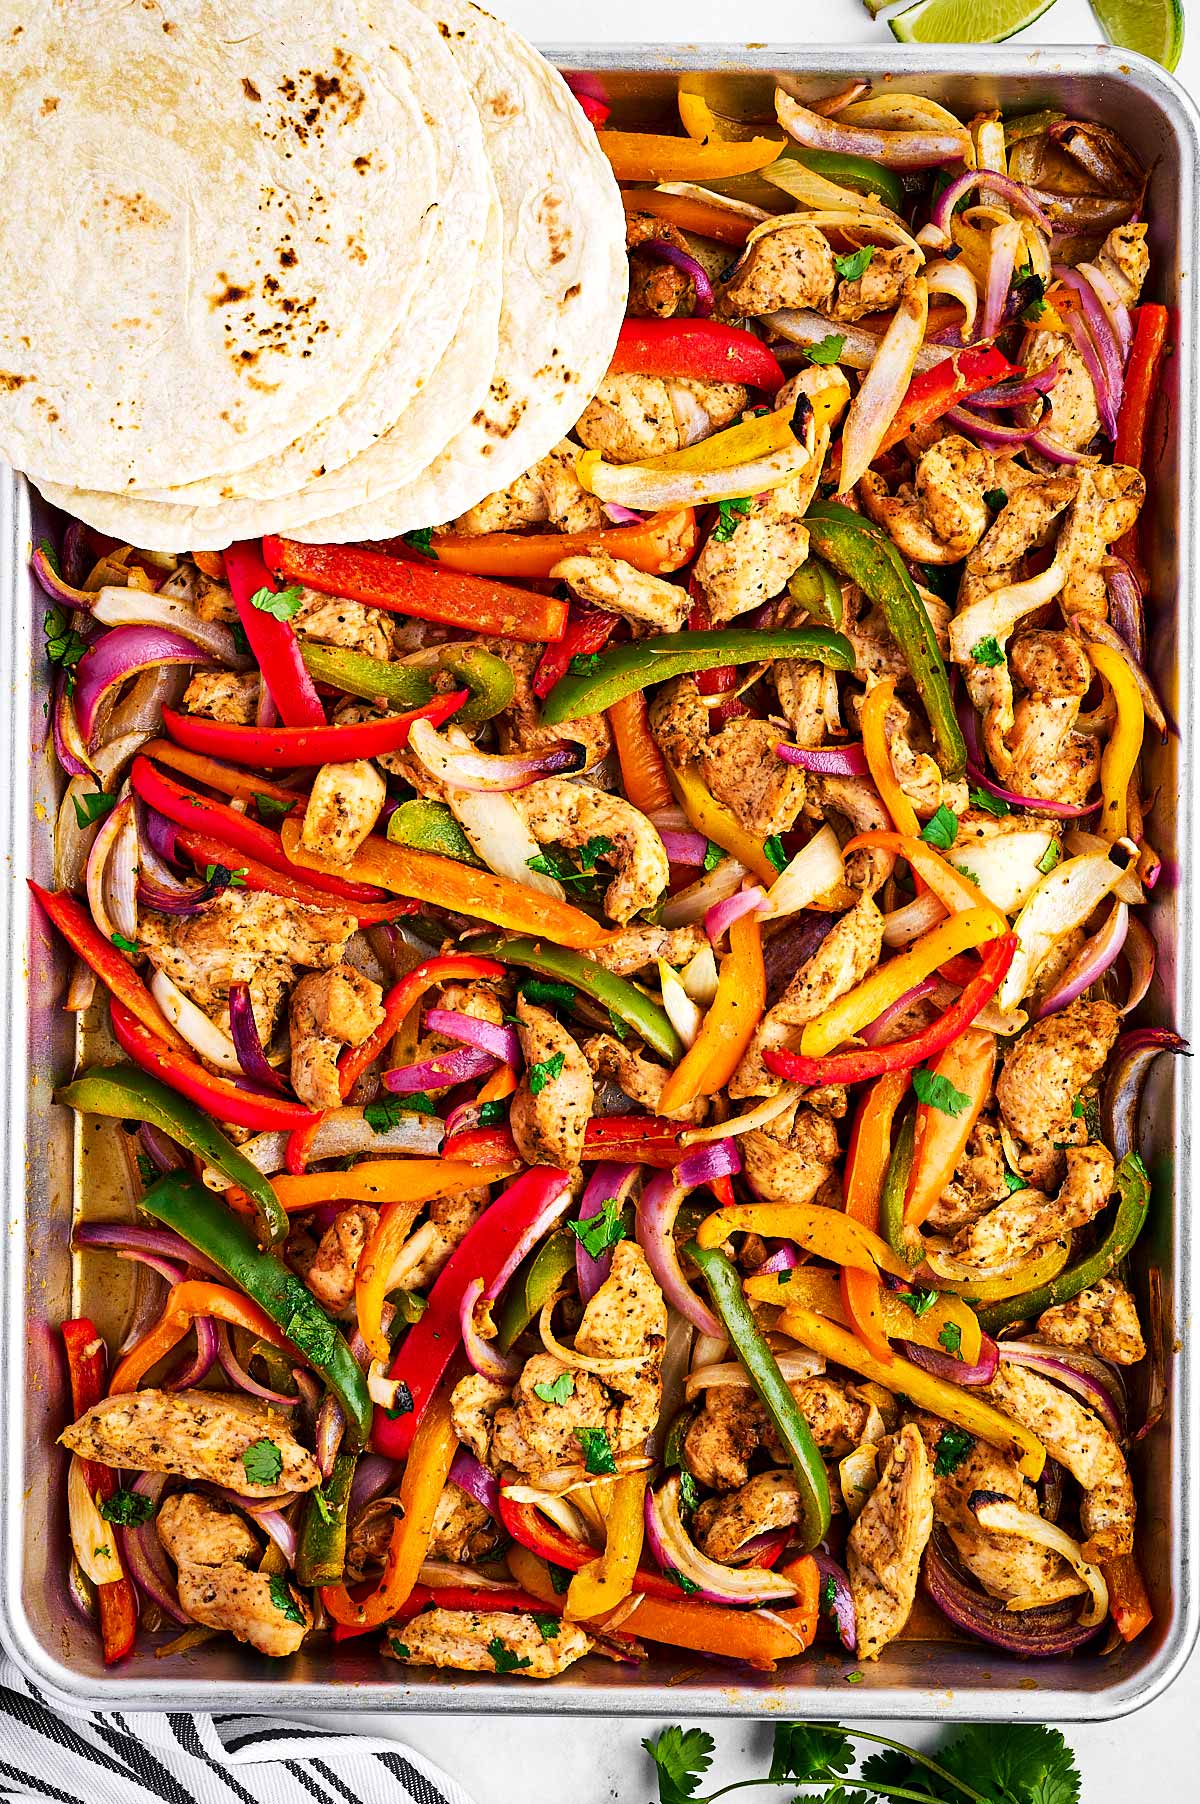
<box><xmin>0</xmin><ymin>1660</ymin><xmax>474</xmax><ymax>1804</ymax></box>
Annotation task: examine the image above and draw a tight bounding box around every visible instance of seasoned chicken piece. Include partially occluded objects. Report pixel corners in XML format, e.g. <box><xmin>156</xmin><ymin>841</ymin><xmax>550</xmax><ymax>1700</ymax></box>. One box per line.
<box><xmin>429</xmin><ymin>1484</ymin><xmax>494</xmax><ymax>1563</ymax></box>
<box><xmin>289</xmin><ymin>964</ymin><xmax>385</xmax><ymax>1110</ymax></box>
<box><xmin>715</xmin><ymin>223</ymin><xmax>837</xmax><ymax>318</ymax></box>
<box><xmin>299</xmin><ymin>759</ymin><xmax>386</xmax><ymax>865</ymax></box>
<box><xmin>924</xmin><ymin>1118</ymin><xmax>1013</xmax><ymax>1231</ymax></box>
<box><xmin>1095</xmin><ymin>222</ymin><xmax>1149</xmax><ymax>307</ymax></box>
<box><xmin>190</xmin><ymin>573</ymin><xmax>237</xmax><ymax>622</ymax></box>
<box><xmin>859</xmin><ymin>435</ymin><xmax>993</xmax><ymax>564</ymax></box>
<box><xmin>694</xmin><ymin>1469</ymin><xmax>808</xmax><ymax>1562</ymax></box>
<box><xmin>141</xmin><ymin>890</ymin><xmax>356</xmax><ymax>1044</ymax></box>
<box><xmin>847</xmin><ymin>1424</ymin><xmax>934</xmax><ymax>1660</ymax></box>
<box><xmin>731</xmin><ymin>896</ymin><xmax>883</xmax><ymax>1097</ymax></box>
<box><xmin>181</xmin><ymin>670</ymin><xmax>260</xmax><ymax>724</ymax></box>
<box><xmin>385</xmin><ymin>1608</ymin><xmax>591</xmax><ymax>1677</ymax></box>
<box><xmin>692</xmin><ymin>468</ymin><xmax>816</xmax><ymax>623</ymax></box>
<box><xmin>450</xmin><ymin>1373</ymin><xmax>509</xmax><ymax>1466</ymax></box>
<box><xmin>60</xmin><ymin>1391</ymin><xmax>319</xmax><ymax>1496</ymax></box>
<box><xmin>575</xmin><ymin>1241</ymin><xmax>666</xmax><ymax>1457</ymax></box>
<box><xmin>740</xmin><ymin>1102</ymin><xmax>842</xmax><ymax>1207</ymax></box>
<box><xmin>832</xmin><ymin>245</ymin><xmax>922</xmax><ymax>321</ymax></box>
<box><xmin>981</xmin><ymin>1362</ymin><xmax>1135</xmax><ymax>1559</ymax></box>
<box><xmin>509</xmin><ymin>997</ymin><xmax>592</xmax><ymax>1168</ymax></box>
<box><xmin>591</xmin><ymin>922</ymin><xmax>708</xmax><ymax>978</ymax></box>
<box><xmin>877</xmin><ymin>687</ymin><xmax>967</xmax><ymax>820</ymax></box>
<box><xmin>683</xmin><ymin>1377</ymin><xmax>868</xmax><ymax>1492</ymax></box>
<box><xmin>388</xmin><ymin>1185</ymin><xmax>493</xmax><ymax>1293</ymax></box>
<box><xmin>304</xmin><ymin>1203</ymin><xmax>378</xmax><ymax>1314</ymax></box>
<box><xmin>292</xmin><ymin>586</ymin><xmax>396</xmax><ymax>661</ymax></box>
<box><xmin>1055</xmin><ymin>464</ymin><xmax>1145</xmax><ymax>616</ymax></box>
<box><xmin>802</xmin><ymin>772</ymin><xmax>894</xmax><ymax>899</ymax></box>
<box><xmin>454</xmin><ymin>439</ymin><xmax>606</xmax><ymax>536</ymax></box>
<box><xmin>773</xmin><ymin>656</ymin><xmax>844</xmax><ymax>747</ymax></box>
<box><xmin>576</xmin><ymin>372</ymin><xmax>746</xmax><ymax>464</ymax></box>
<box><xmin>584</xmin><ymin>1032</ymin><xmax>706</xmax><ymax>1124</ymax></box>
<box><xmin>175</xmin><ymin>1563</ymin><xmax>312</xmax><ymax>1657</ymax></box>
<box><xmin>951</xmin><ymin>1144</ymin><xmax>1114</xmax><ymax>1269</ymax></box>
<box><xmin>551</xmin><ymin>552</ymin><xmax>689</xmax><ymax>633</ymax></box>
<box><xmin>157</xmin><ymin>1492</ymin><xmax>259</xmax><ymax>1569</ymax></box>
<box><xmin>494</xmin><ymin>638</ymin><xmax>611</xmax><ymax>771</ymax></box>
<box><xmin>626</xmin><ymin>210</ymin><xmax>696</xmax><ymax>318</ymax></box>
<box><xmin>707</xmin><ymin>716</ymin><xmax>809</xmax><ymax>839</ymax></box>
<box><xmin>491</xmin><ymin>1355</ymin><xmax>612</xmax><ymax>1480</ymax></box>
<box><xmin>1003</xmin><ymin>630</ymin><xmax>1099</xmax><ymax>806</ymax></box>
<box><xmin>1037</xmin><ymin>1277</ymin><xmax>1146</xmax><ymax>1366</ymax></box>
<box><xmin>996</xmin><ymin>999</ymin><xmax>1121</xmax><ymax>1188</ymax></box>
<box><xmin>1022</xmin><ymin>330</ymin><xmax>1101</xmax><ymax>455</ymax></box>
<box><xmin>513</xmin><ymin>777</ymin><xmax>668</xmax><ymax>925</ymax></box>
<box><xmin>840</xmin><ymin>577</ymin><xmax>953</xmax><ymax>686</ymax></box>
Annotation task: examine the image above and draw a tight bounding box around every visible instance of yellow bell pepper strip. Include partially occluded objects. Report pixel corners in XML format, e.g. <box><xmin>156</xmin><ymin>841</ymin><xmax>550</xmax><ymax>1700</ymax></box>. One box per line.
<box><xmin>564</xmin><ymin>1472</ymin><xmax>647</xmax><ymax>1622</ymax></box>
<box><xmin>744</xmin><ymin>1268</ymin><xmax>983</xmax><ymax>1366</ymax></box>
<box><xmin>638</xmin><ymin>405</ymin><xmax>804</xmax><ymax>474</ymax></box>
<box><xmin>270</xmin><ymin>1158</ymin><xmax>510</xmax><ymax>1213</ymax></box>
<box><xmin>598</xmin><ymin>129</ymin><xmax>784</xmax><ymax>183</ymax></box>
<box><xmin>841</xmin><ymin>1068</ymin><xmax>911</xmax><ymax>1364</ymax></box>
<box><xmin>109</xmin><ymin>1278</ymin><xmax>292</xmax><ymax>1395</ymax></box>
<box><xmin>799</xmin><ymin>907</ymin><xmax>1006</xmax><ymax>1059</ymax></box>
<box><xmin>842</xmin><ymin>830</ymin><xmax>1008</xmax><ymax>930</ymax></box>
<box><xmin>355</xmin><ymin>1198</ymin><xmax>426</xmax><ymax>1366</ymax></box>
<box><xmin>658</xmin><ymin>911</ymin><xmax>764</xmax><ymax>1115</ymax></box>
<box><xmin>398</xmin><ymin>507</ymin><xmax>699</xmax><ymax>580</ymax></box>
<box><xmin>776</xmin><ymin>1306</ymin><xmax>1046</xmax><ymax>1480</ymax></box>
<box><xmin>904</xmin><ymin>1027</ymin><xmax>996</xmax><ymax>1230</ymax></box>
<box><xmin>608</xmin><ymin>690</ymin><xmax>674</xmax><ymax>815</ymax></box>
<box><xmin>667</xmin><ymin>758</ymin><xmax>778</xmax><ymax>885</ymax></box>
<box><xmin>1086</xmin><ymin>640</ymin><xmax>1145</xmax><ymax>842</ymax></box>
<box><xmin>576</xmin><ymin>431</ymin><xmax>813</xmax><ymax>511</ymax></box>
<box><xmin>930</xmin><ymin>1236</ymin><xmax>1073</xmax><ymax>1304</ymax></box>
<box><xmin>859</xmin><ymin>677</ymin><xmax>920</xmax><ymax>838</ymax></box>
<box><xmin>278</xmin><ymin>816</ymin><xmax>608</xmax><ymax>951</ymax></box>
<box><xmin>321</xmin><ymin>1383</ymin><xmax>458</xmax><ymax>1629</ymax></box>
<box><xmin>689</xmin><ymin>1243</ymin><xmax>832</xmax><ymax>1547</ymax></box>
<box><xmin>696</xmin><ymin>1199</ymin><xmax>912</xmax><ymax>1279</ymax></box>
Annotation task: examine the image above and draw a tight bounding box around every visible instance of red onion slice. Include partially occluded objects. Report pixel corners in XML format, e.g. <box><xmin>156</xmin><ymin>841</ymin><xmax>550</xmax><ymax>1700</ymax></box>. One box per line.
<box><xmin>1077</xmin><ymin>261</ymin><xmax>1133</xmax><ymax>362</ymax></box>
<box><xmin>1026</xmin><ymin>429</ymin><xmax>1094</xmax><ymax>466</ymax></box>
<box><xmin>981</xmin><ymin>218</ymin><xmax>1022</xmax><ymax>341</ymax></box>
<box><xmin>642</xmin><ymin>240</ymin><xmax>714</xmax><ymax>316</ymax></box>
<box><xmin>382</xmin><ymin>1045</ymin><xmax>496</xmax><ymax>1094</ymax></box>
<box><xmin>967</xmin><ymin>356</ymin><xmax>1063</xmax><ymax>407</ymax></box>
<box><xmin>349</xmin><ymin>1453</ymin><xmax>400</xmax><ymax>1521</ymax></box>
<box><xmin>31</xmin><ymin>541</ymin><xmax>96</xmax><ymax>610</ymax></box>
<box><xmin>423</xmin><ymin>1007</ymin><xmax>520</xmax><ymax>1068</ymax></box>
<box><xmin>676</xmin><ymin>1136</ymin><xmax>741</xmax><ymax>1190</ymax></box>
<box><xmin>215</xmin><ymin>1321</ymin><xmax>297</xmax><ymax>1406</ymax></box>
<box><xmin>965</xmin><ymin>758</ymin><xmax>1099</xmax><ymax>819</ymax></box>
<box><xmin>754</xmin><ymin>1243</ymin><xmax>800</xmax><ymax>1277</ymax></box>
<box><xmin>602</xmin><ymin>502</ymin><xmax>646</xmax><ymax>526</ymax></box>
<box><xmin>776</xmin><ymin>741</ymin><xmax>870</xmax><ymax>777</ymax></box>
<box><xmin>923</xmin><ymin>1531</ymin><xmax>1100</xmax><ymax>1655</ymax></box>
<box><xmin>449</xmin><ymin>1445</ymin><xmax>501</xmax><ymax>1519</ymax></box>
<box><xmin>946</xmin><ymin>400</ymin><xmax>1050</xmax><ymax>452</ymax></box>
<box><xmin>166</xmin><ymin>1313</ymin><xmax>218</xmax><ymax>1390</ymax></box>
<box><xmin>658</xmin><ymin>827</ymin><xmax>710</xmax><ymax>866</ymax></box>
<box><xmin>85</xmin><ymin>794</ymin><xmax>136</xmax><ymax>949</ymax></box>
<box><xmin>861</xmin><ymin>976</ymin><xmax>939</xmax><ymax>1045</ymax></box>
<box><xmin>1056</xmin><ymin>265</ymin><xmax>1126</xmax><ymax>430</ymax></box>
<box><xmin>575</xmin><ymin>1162</ymin><xmax>640</xmax><ymax>1304</ymax></box>
<box><xmin>73</xmin><ymin>626</ymin><xmax>209</xmax><ymax>744</ymax></box>
<box><xmin>120</xmin><ymin>1472</ymin><xmax>190</xmax><ymax>1624</ymax></box>
<box><xmin>1101</xmin><ymin>1027</ymin><xmax>1189</xmax><ymax>1161</ymax></box>
<box><xmin>460</xmin><ymin>1275</ymin><xmax>523</xmax><ymax>1384</ymax></box>
<box><xmin>1055</xmin><ymin>281</ymin><xmax>1121</xmax><ymax>440</ymax></box>
<box><xmin>644</xmin><ymin>1474</ymin><xmax>797</xmax><ymax>1606</ymax></box>
<box><xmin>117</xmin><ymin>1249</ymin><xmax>186</xmax><ymax>1288</ymax></box>
<box><xmin>813</xmin><ymin>1549</ymin><xmax>857</xmax><ymax>1652</ymax></box>
<box><xmin>636</xmin><ymin>1170</ymin><xmax>720</xmax><ymax>1337</ymax></box>
<box><xmin>1103</xmin><ymin>557</ymin><xmax>1145</xmax><ymax>663</ymax></box>
<box><xmin>228</xmin><ymin>982</ymin><xmax>289</xmax><ymax>1093</ymax></box>
<box><xmin>1035</xmin><ymin>900</ymin><xmax>1129</xmax><ymax>1020</ymax></box>
<box><xmin>75</xmin><ymin>1220</ymin><xmax>222</xmax><ymax>1276</ymax></box>
<box><xmin>1118</xmin><ymin>915</ymin><xmax>1156</xmax><ymax>1017</ymax></box>
<box><xmin>53</xmin><ymin>677</ymin><xmax>98</xmax><ymax>780</ymax></box>
<box><xmin>997</xmin><ymin>1341</ymin><xmax>1125</xmax><ymax>1439</ymax></box>
<box><xmin>927</xmin><ymin>169</ymin><xmax>1053</xmax><ymax>244</ymax></box>
<box><xmin>704</xmin><ymin>885</ymin><xmax>766</xmax><ymax>945</ymax></box>
<box><xmin>777</xmin><ymin>90</ymin><xmax>970</xmax><ymax>169</ymax></box>
<box><xmin>901</xmin><ymin>1333</ymin><xmax>999</xmax><ymax>1387</ymax></box>
<box><xmin>408</xmin><ymin>719</ymin><xmax>585</xmax><ymax>792</ymax></box>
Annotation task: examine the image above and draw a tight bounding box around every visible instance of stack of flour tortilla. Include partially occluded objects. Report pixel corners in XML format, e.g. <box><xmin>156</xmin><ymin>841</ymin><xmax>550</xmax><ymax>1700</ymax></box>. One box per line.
<box><xmin>0</xmin><ymin>0</ymin><xmax>626</xmax><ymax>550</ymax></box>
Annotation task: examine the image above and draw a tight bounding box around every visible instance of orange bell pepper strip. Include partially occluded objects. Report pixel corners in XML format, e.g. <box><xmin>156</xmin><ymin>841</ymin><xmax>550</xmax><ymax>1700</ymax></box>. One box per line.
<box><xmin>29</xmin><ymin>883</ymin><xmax>187</xmax><ymax>1052</ymax></box>
<box><xmin>385</xmin><ymin>508</ymin><xmax>699</xmax><ymax>580</ymax></box>
<box><xmin>138</xmin><ymin>740</ymin><xmax>303</xmax><ymax>804</ymax></box>
<box><xmin>608</xmin><ymin>690</ymin><xmax>674</xmax><ymax>815</ymax></box>
<box><xmin>843</xmin><ymin>829</ymin><xmax>1006</xmax><ymax>928</ymax></box>
<box><xmin>598</xmin><ymin>130</ymin><xmax>784</xmax><ymax>183</ymax></box>
<box><xmin>658</xmin><ymin>911</ymin><xmax>764</xmax><ymax>1114</ymax></box>
<box><xmin>799</xmin><ymin>907</ymin><xmax>1006</xmax><ymax>1059</ymax></box>
<box><xmin>192</xmin><ymin>550</ymin><xmax>226</xmax><ymax>581</ymax></box>
<box><xmin>1102</xmin><ymin>1551</ymin><xmax>1154</xmax><ymax>1643</ymax></box>
<box><xmin>745</xmin><ymin>1267</ymin><xmax>982</xmax><ymax>1366</ymax></box>
<box><xmin>270</xmin><ymin>1158</ymin><xmax>512</xmax><ymax>1212</ymax></box>
<box><xmin>697</xmin><ymin>1199</ymin><xmax>912</xmax><ymax>1279</ymax></box>
<box><xmin>262</xmin><ymin>535</ymin><xmax>567</xmax><ymax>646</ymax></box>
<box><xmin>279</xmin><ymin>816</ymin><xmax>609</xmax><ymax>951</ymax></box>
<box><xmin>620</xmin><ymin>187</ymin><xmax>756</xmax><ymax>246</ymax></box>
<box><xmin>322</xmin><ymin>1383</ymin><xmax>458</xmax><ymax>1629</ymax></box>
<box><xmin>859</xmin><ymin>678</ymin><xmax>921</xmax><ymax>838</ymax></box>
<box><xmin>564</xmin><ymin>1472</ymin><xmax>647</xmax><ymax>1623</ymax></box>
<box><xmin>477</xmin><ymin>1063</ymin><xmax>518</xmax><ymax>1105</ymax></box>
<box><xmin>668</xmin><ymin>759</ymin><xmax>778</xmax><ymax>884</ymax></box>
<box><xmin>904</xmin><ymin>1026</ymin><xmax>995</xmax><ymax>1229</ymax></box>
<box><xmin>109</xmin><ymin>1279</ymin><xmax>292</xmax><ymax>1394</ymax></box>
<box><xmin>841</xmin><ymin>1068</ymin><xmax>911</xmax><ymax>1364</ymax></box>
<box><xmin>355</xmin><ymin>1198</ymin><xmax>426</xmax><ymax>1366</ymax></box>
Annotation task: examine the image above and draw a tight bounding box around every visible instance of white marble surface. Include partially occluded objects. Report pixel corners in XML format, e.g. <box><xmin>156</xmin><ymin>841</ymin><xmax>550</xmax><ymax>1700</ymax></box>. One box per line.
<box><xmin>316</xmin><ymin>2</ymin><xmax>1200</xmax><ymax>1793</ymax></box>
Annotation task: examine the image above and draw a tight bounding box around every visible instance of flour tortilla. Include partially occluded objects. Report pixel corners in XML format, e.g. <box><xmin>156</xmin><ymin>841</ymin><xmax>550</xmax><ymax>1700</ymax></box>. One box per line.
<box><xmin>0</xmin><ymin>1</ymin><xmax>455</xmax><ymax>491</ymax></box>
<box><xmin>290</xmin><ymin>0</ymin><xmax>628</xmax><ymax>541</ymax></box>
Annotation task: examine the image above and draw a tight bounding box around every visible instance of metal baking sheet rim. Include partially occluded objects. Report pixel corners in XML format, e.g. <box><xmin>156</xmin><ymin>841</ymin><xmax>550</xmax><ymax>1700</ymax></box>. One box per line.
<box><xmin>0</xmin><ymin>40</ymin><xmax>1196</xmax><ymax>1721</ymax></box>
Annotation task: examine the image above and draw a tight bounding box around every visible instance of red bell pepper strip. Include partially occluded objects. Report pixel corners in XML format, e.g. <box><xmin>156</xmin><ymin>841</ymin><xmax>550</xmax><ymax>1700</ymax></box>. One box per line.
<box><xmin>131</xmin><ymin>756</ymin><xmax>387</xmax><ymax>906</ymax></box>
<box><xmin>61</xmin><ymin>1319</ymin><xmax>139</xmax><ymax>1664</ymax></box>
<box><xmin>439</xmin><ymin>1116</ymin><xmax>686</xmax><ymax>1170</ymax></box>
<box><xmin>573</xmin><ymin>91</ymin><xmax>610</xmax><ymax>129</ymax></box>
<box><xmin>877</xmin><ymin>345</ymin><xmax>1018</xmax><ymax>454</ymax></box>
<box><xmin>532</xmin><ymin>607</ymin><xmax>618</xmax><ymax>700</ymax></box>
<box><xmin>29</xmin><ymin>883</ymin><xmax>187</xmax><ymax>1052</ymax></box>
<box><xmin>173</xmin><ymin>825</ymin><xmax>417</xmax><ymax>925</ymax></box>
<box><xmin>262</xmin><ymin>536</ymin><xmax>568</xmax><ymax>646</ymax></box>
<box><xmin>609</xmin><ymin>318</ymin><xmax>785</xmax><ymax>393</ymax></box>
<box><xmin>383</xmin><ymin>507</ymin><xmax>699</xmax><ymax>580</ymax></box>
<box><xmin>374</xmin><ymin>1167</ymin><xmax>571</xmax><ymax>1459</ymax></box>
<box><xmin>160</xmin><ymin>691</ymin><xmax>466</xmax><ymax>771</ymax></box>
<box><xmin>1112</xmin><ymin>303</ymin><xmax>1169</xmax><ymax>584</ymax></box>
<box><xmin>763</xmin><ymin>934</ymin><xmax>1017</xmax><ymax>1088</ymax></box>
<box><xmin>440</xmin><ymin>1123</ymin><xmax>522</xmax><ymax>1165</ymax></box>
<box><xmin>223</xmin><ymin>540</ymin><xmax>325</xmax><ymax>728</ymax></box>
<box><xmin>498</xmin><ymin>1494</ymin><xmax>683</xmax><ymax>1602</ymax></box>
<box><xmin>1102</xmin><ymin>1551</ymin><xmax>1154</xmax><ymax>1643</ymax></box>
<box><xmin>110</xmin><ymin>997</ymin><xmax>318</xmax><ymax>1133</ymax></box>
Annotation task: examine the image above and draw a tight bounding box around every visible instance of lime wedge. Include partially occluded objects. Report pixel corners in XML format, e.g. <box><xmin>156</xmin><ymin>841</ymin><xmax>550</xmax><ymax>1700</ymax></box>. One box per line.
<box><xmin>889</xmin><ymin>0</ymin><xmax>1057</xmax><ymax>42</ymax></box>
<box><xmin>1089</xmin><ymin>0</ymin><xmax>1184</xmax><ymax>70</ymax></box>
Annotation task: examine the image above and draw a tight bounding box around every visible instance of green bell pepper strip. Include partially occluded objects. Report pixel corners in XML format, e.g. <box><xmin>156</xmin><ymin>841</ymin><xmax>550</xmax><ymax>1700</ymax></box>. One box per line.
<box><xmin>540</xmin><ymin>626</ymin><xmax>854</xmax><ymax>725</ymax></box>
<box><xmin>463</xmin><ymin>931</ymin><xmax>684</xmax><ymax>1064</ymax></box>
<box><xmin>975</xmin><ymin>1152</ymin><xmax>1152</xmax><ymax>1335</ymax></box>
<box><xmin>296</xmin><ymin>1449</ymin><xmax>358</xmax><ymax>1586</ymax></box>
<box><xmin>787</xmin><ymin>555</ymin><xmax>843</xmax><ymax>630</ymax></box>
<box><xmin>880</xmin><ymin>1109</ymin><xmax>922</xmax><ymax>1268</ymax></box>
<box><xmin>495</xmin><ymin>1227</ymin><xmax>576</xmax><ymax>1352</ymax></box>
<box><xmin>57</xmin><ymin>1063</ymin><xmax>289</xmax><ymax>1248</ymax></box>
<box><xmin>805</xmin><ymin>499</ymin><xmax>966</xmax><ymax>778</ymax></box>
<box><xmin>1003</xmin><ymin>108</ymin><xmax>1066</xmax><ymax>145</ymax></box>
<box><xmin>138</xmin><ymin>1173</ymin><xmax>373</xmax><ymax>1444</ymax></box>
<box><xmin>789</xmin><ymin>147</ymin><xmax>906</xmax><ymax>213</ymax></box>
<box><xmin>688</xmin><ymin>1241</ymin><xmax>832</xmax><ymax>1549</ymax></box>
<box><xmin>387</xmin><ymin>798</ymin><xmax>483</xmax><ymax>866</ymax></box>
<box><xmin>298</xmin><ymin>641</ymin><xmax>513</xmax><ymax>726</ymax></box>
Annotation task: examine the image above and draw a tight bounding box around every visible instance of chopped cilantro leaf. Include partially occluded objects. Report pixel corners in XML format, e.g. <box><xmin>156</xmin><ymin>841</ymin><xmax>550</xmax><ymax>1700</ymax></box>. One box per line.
<box><xmin>1072</xmin><ymin>1095</ymin><xmax>1086</xmax><ymax>1119</ymax></box>
<box><xmin>37</xmin><ymin>537</ymin><xmax>61</xmax><ymax>576</ymax></box>
<box><xmin>110</xmin><ymin>932</ymin><xmax>140</xmax><ymax>955</ymax></box>
<box><xmin>983</xmin><ymin>487</ymin><xmax>1009</xmax><ymax>511</ymax></box>
<box><xmin>678</xmin><ymin>1469</ymin><xmax>701</xmax><ymax>1515</ymax></box>
<box><xmin>844</xmin><ymin>1669</ymin><xmax>864</xmax><ymax>1683</ymax></box>
<box><xmin>1002</xmin><ymin>1167</ymin><xmax>1027</xmax><ymax>1193</ymax></box>
<box><xmin>520</xmin><ymin>977</ymin><xmax>576</xmax><ymax>1010</ymax></box>
<box><xmin>254</xmin><ymin>792</ymin><xmax>296</xmax><ymax>822</ymax></box>
<box><xmin>913</xmin><ymin>1066</ymin><xmax>971</xmax><ymax>1116</ymax></box>
<box><xmin>575</xmin><ymin>1425</ymin><xmax>617</xmax><ymax>1476</ymax></box>
<box><xmin>548</xmin><ymin>1562</ymin><xmax>572</xmax><ymax>1596</ymax></box>
<box><xmin>532</xmin><ymin>1372</ymin><xmax>575</xmax><ymax>1406</ymax></box>
<box><xmin>969</xmin><ymin>785</ymin><xmax>1010</xmax><ymax>818</ymax></box>
<box><xmin>241</xmin><ymin>1438</ymin><xmax>283</xmax><ymax>1487</ymax></box>
<box><xmin>402</xmin><ymin>527</ymin><xmax>437</xmax><ymax>557</ymax></box>
<box><xmin>390</xmin><ymin>1639</ymin><xmax>411</xmax><ymax>1659</ymax></box>
<box><xmin>569</xmin><ymin>1195</ymin><xmax>626</xmax><ymax>1260</ymax></box>
<box><xmin>712</xmin><ymin>497</ymin><xmax>752</xmax><ymax>543</ymax></box>
<box><xmin>934</xmin><ymin>1425</ymin><xmax>975</xmax><ymax>1476</ymax></box>
<box><xmin>248</xmin><ymin>584</ymin><xmax>303</xmax><ymax>622</ymax></box>
<box><xmin>763</xmin><ymin>834</ymin><xmax>788</xmax><ymax>873</ymax></box>
<box><xmin>702</xmin><ymin>840</ymin><xmax>722</xmax><ymax>873</ymax></box>
<box><xmin>528</xmin><ymin>1051</ymin><xmax>565</xmax><ymax>1095</ymax></box>
<box><xmin>363</xmin><ymin>1096</ymin><xmax>405</xmax><ymax>1134</ymax></box>
<box><xmin>44</xmin><ymin>608</ymin><xmax>88</xmax><ymax>684</ymax></box>
<box><xmin>920</xmin><ymin>804</ymin><xmax>959</xmax><ymax>850</ymax></box>
<box><xmin>568</xmin><ymin>652</ymin><xmax>601</xmax><ymax>676</ymax></box>
<box><xmin>477</xmin><ymin>1099</ymin><xmax>507</xmax><ymax>1126</ymax></box>
<box><xmin>203</xmin><ymin>862</ymin><xmax>246</xmax><ymax>889</ymax></box>
<box><xmin>397</xmin><ymin>1091</ymin><xmax>438</xmax><ymax>1116</ymax></box>
<box><xmin>834</xmin><ymin>245</ymin><xmax>875</xmax><ymax>282</ymax></box>
<box><xmin>804</xmin><ymin>333</ymin><xmax>845</xmax><ymax>366</ymax></box>
<box><xmin>665</xmin><ymin>1566</ymin><xmax>700</xmax><ymax>1596</ymax></box>
<box><xmin>938</xmin><ymin>1321</ymin><xmax>963</xmax><ymax>1356</ymax></box>
<box><xmin>897</xmin><ymin>1288</ymin><xmax>938</xmax><ymax>1318</ymax></box>
<box><xmin>971</xmin><ymin>634</ymin><xmax>1005</xmax><ymax>668</ymax></box>
<box><xmin>135</xmin><ymin>1153</ymin><xmax>157</xmax><ymax>1184</ymax></box>
<box><xmin>487</xmin><ymin>1638</ymin><xmax>531</xmax><ymax>1674</ymax></box>
<box><xmin>72</xmin><ymin>789</ymin><xmax>116</xmax><ymax>830</ymax></box>
<box><xmin>954</xmin><ymin>863</ymin><xmax>982</xmax><ymax>885</ymax></box>
<box><xmin>607</xmin><ymin>1009</ymin><xmax>630</xmax><ymax>1041</ymax></box>
<box><xmin>1037</xmin><ymin>840</ymin><xmax>1062</xmax><ymax>875</ymax></box>
<box><xmin>98</xmin><ymin>1489</ymin><xmax>155</xmax><ymax>1527</ymax></box>
<box><xmin>535</xmin><ymin>1614</ymin><xmax>560</xmax><ymax>1641</ymax></box>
